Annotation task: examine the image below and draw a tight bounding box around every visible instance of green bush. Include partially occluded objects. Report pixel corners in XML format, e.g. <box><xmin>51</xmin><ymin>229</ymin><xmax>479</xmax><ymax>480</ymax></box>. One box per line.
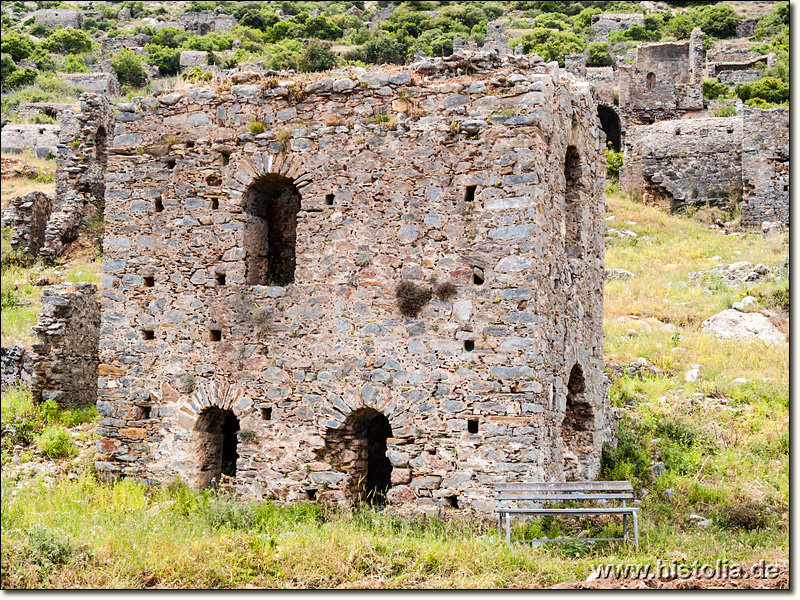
<box><xmin>43</xmin><ymin>27</ymin><xmax>93</xmax><ymax>55</ymax></box>
<box><xmin>703</xmin><ymin>79</ymin><xmax>730</xmax><ymax>100</ymax></box>
<box><xmin>1</xmin><ymin>30</ymin><xmax>34</xmax><ymax>61</ymax></box>
<box><xmin>22</xmin><ymin>526</ymin><xmax>74</xmax><ymax>567</ymax></box>
<box><xmin>696</xmin><ymin>4</ymin><xmax>739</xmax><ymax>39</ymax></box>
<box><xmin>735</xmin><ymin>77</ymin><xmax>789</xmax><ymax>105</ymax></box>
<box><xmin>63</xmin><ymin>54</ymin><xmax>89</xmax><ymax>73</ymax></box>
<box><xmin>3</xmin><ymin>67</ymin><xmax>38</xmax><ymax>90</ymax></box>
<box><xmin>586</xmin><ymin>41</ymin><xmax>613</xmax><ymax>67</ymax></box>
<box><xmin>146</xmin><ymin>47</ymin><xmax>181</xmax><ymax>76</ymax></box>
<box><xmin>713</xmin><ymin>105</ymin><xmax>737</xmax><ymax>118</ymax></box>
<box><xmin>149</xmin><ymin>26</ymin><xmax>190</xmax><ymax>49</ymax></box>
<box><xmin>344</xmin><ymin>32</ymin><xmax>410</xmax><ymax>65</ymax></box>
<box><xmin>599</xmin><ymin>419</ymin><xmax>651</xmax><ymax>489</ymax></box>
<box><xmin>197</xmin><ymin>493</ymin><xmax>257</xmax><ymax>530</ymax></box>
<box><xmin>299</xmin><ymin>39</ymin><xmax>338</xmax><ymax>72</ymax></box>
<box><xmin>34</xmin><ymin>426</ymin><xmax>78</xmax><ymax>459</ymax></box>
<box><xmin>1</xmin><ymin>53</ymin><xmax>17</xmax><ymax>85</ymax></box>
<box><xmin>304</xmin><ymin>16</ymin><xmax>342</xmax><ymax>40</ymax></box>
<box><xmin>111</xmin><ymin>48</ymin><xmax>146</xmax><ymax>87</ymax></box>
<box><xmin>605</xmin><ymin>147</ymin><xmax>623</xmax><ymax>180</ymax></box>
<box><xmin>511</xmin><ymin>28</ymin><xmax>585</xmax><ymax>66</ymax></box>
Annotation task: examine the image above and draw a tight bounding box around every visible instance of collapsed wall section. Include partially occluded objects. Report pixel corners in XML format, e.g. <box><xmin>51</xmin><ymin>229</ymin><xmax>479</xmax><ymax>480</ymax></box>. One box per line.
<box><xmin>31</xmin><ymin>283</ymin><xmax>100</xmax><ymax>408</ymax></box>
<box><xmin>95</xmin><ymin>54</ymin><xmax>609</xmax><ymax>511</ymax></box>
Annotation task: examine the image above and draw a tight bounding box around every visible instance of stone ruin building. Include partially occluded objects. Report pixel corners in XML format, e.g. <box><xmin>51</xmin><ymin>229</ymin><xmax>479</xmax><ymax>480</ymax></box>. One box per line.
<box><xmin>177</xmin><ymin>9</ymin><xmax>236</xmax><ymax>36</ymax></box>
<box><xmin>706</xmin><ymin>40</ymin><xmax>776</xmax><ymax>87</ymax></box>
<box><xmin>590</xmin><ymin>13</ymin><xmax>645</xmax><ymax>40</ymax></box>
<box><xmin>89</xmin><ymin>51</ymin><xmax>612</xmax><ymax>512</ymax></box>
<box><xmin>618</xmin><ymin>28</ymin><xmax>704</xmax><ymax>127</ymax></box>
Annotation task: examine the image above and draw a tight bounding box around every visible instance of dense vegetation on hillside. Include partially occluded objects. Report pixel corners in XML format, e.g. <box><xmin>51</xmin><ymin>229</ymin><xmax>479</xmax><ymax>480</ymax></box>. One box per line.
<box><xmin>0</xmin><ymin>1</ymin><xmax>789</xmax><ymax>111</ymax></box>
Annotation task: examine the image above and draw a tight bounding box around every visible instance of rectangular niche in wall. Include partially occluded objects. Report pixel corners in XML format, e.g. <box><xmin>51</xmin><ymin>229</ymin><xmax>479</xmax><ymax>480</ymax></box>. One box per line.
<box><xmin>242</xmin><ymin>175</ymin><xmax>301</xmax><ymax>286</ymax></box>
<box><xmin>564</xmin><ymin>146</ymin><xmax>585</xmax><ymax>258</ymax></box>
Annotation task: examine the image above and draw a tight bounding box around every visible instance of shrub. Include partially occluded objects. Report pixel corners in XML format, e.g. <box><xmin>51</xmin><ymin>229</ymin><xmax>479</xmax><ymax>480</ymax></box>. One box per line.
<box><xmin>1</xmin><ymin>53</ymin><xmax>17</xmax><ymax>85</ymax></box>
<box><xmin>396</xmin><ymin>280</ymin><xmax>432</xmax><ymax>318</ymax></box>
<box><xmin>146</xmin><ymin>47</ymin><xmax>181</xmax><ymax>76</ymax></box>
<box><xmin>343</xmin><ymin>32</ymin><xmax>410</xmax><ymax>65</ymax></box>
<box><xmin>703</xmin><ymin>80</ymin><xmax>730</xmax><ymax>100</ymax></box>
<box><xmin>197</xmin><ymin>493</ymin><xmax>257</xmax><ymax>530</ymax></box>
<box><xmin>1</xmin><ymin>226</ymin><xmax>29</xmax><ymax>272</ymax></box>
<box><xmin>304</xmin><ymin>16</ymin><xmax>342</xmax><ymax>40</ymax></box>
<box><xmin>43</xmin><ymin>27</ymin><xmax>93</xmax><ymax>55</ymax></box>
<box><xmin>22</xmin><ymin>526</ymin><xmax>74</xmax><ymax>567</ymax></box>
<box><xmin>3</xmin><ymin>66</ymin><xmax>37</xmax><ymax>90</ymax></box>
<box><xmin>1</xmin><ymin>287</ymin><xmax>20</xmax><ymax>309</ymax></box>
<box><xmin>63</xmin><ymin>54</ymin><xmax>89</xmax><ymax>73</ymax></box>
<box><xmin>112</xmin><ymin>48</ymin><xmax>146</xmax><ymax>87</ymax></box>
<box><xmin>1</xmin><ymin>30</ymin><xmax>34</xmax><ymax>61</ymax></box>
<box><xmin>586</xmin><ymin>41</ymin><xmax>613</xmax><ymax>67</ymax></box>
<box><xmin>433</xmin><ymin>280</ymin><xmax>457</xmax><ymax>302</ymax></box>
<box><xmin>299</xmin><ymin>39</ymin><xmax>337</xmax><ymax>73</ymax></box>
<box><xmin>248</xmin><ymin>120</ymin><xmax>266</xmax><ymax>134</ymax></box>
<box><xmin>714</xmin><ymin>105</ymin><xmax>737</xmax><ymax>118</ymax></box>
<box><xmin>599</xmin><ymin>419</ymin><xmax>650</xmax><ymax>489</ymax></box>
<box><xmin>28</xmin><ymin>113</ymin><xmax>58</xmax><ymax>124</ymax></box>
<box><xmin>34</xmin><ymin>426</ymin><xmax>78</xmax><ymax>459</ymax></box>
<box><xmin>697</xmin><ymin>4</ymin><xmax>739</xmax><ymax>39</ymax></box>
<box><xmin>511</xmin><ymin>28</ymin><xmax>585</xmax><ymax>66</ymax></box>
<box><xmin>239</xmin><ymin>9</ymin><xmax>279</xmax><ymax>32</ymax></box>
<box><xmin>605</xmin><ymin>147</ymin><xmax>623</xmax><ymax>180</ymax></box>
<box><xmin>735</xmin><ymin>77</ymin><xmax>789</xmax><ymax>105</ymax></box>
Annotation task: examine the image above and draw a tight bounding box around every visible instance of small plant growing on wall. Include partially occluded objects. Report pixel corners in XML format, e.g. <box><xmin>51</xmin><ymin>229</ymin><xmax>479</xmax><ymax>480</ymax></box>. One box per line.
<box><xmin>395</xmin><ymin>280</ymin><xmax>432</xmax><ymax>318</ymax></box>
<box><xmin>248</xmin><ymin>120</ymin><xmax>266</xmax><ymax>135</ymax></box>
<box><xmin>433</xmin><ymin>280</ymin><xmax>457</xmax><ymax>302</ymax></box>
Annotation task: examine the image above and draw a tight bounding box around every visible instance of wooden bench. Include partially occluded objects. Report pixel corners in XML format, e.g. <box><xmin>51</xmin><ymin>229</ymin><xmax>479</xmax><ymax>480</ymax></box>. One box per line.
<box><xmin>494</xmin><ymin>481</ymin><xmax>640</xmax><ymax>549</ymax></box>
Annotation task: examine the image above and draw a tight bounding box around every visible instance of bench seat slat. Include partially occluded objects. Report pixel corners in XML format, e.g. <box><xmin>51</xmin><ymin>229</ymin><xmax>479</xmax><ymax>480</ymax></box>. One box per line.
<box><xmin>496</xmin><ymin>507</ymin><xmax>639</xmax><ymax>515</ymax></box>
<box><xmin>496</xmin><ymin>493</ymin><xmax>633</xmax><ymax>501</ymax></box>
<box><xmin>494</xmin><ymin>481</ymin><xmax>632</xmax><ymax>492</ymax></box>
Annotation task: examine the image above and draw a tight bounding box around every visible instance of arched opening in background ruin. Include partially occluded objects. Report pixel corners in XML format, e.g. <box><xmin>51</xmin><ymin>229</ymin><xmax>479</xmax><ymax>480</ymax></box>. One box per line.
<box><xmin>564</xmin><ymin>146</ymin><xmax>584</xmax><ymax>258</ymax></box>
<box><xmin>242</xmin><ymin>174</ymin><xmax>301</xmax><ymax>286</ymax></box>
<box><xmin>597</xmin><ymin>105</ymin><xmax>621</xmax><ymax>151</ymax></box>
<box><xmin>561</xmin><ymin>364</ymin><xmax>594</xmax><ymax>481</ymax></box>
<box><xmin>324</xmin><ymin>408</ymin><xmax>393</xmax><ymax>506</ymax></box>
<box><xmin>199</xmin><ymin>22</ymin><xmax>211</xmax><ymax>36</ymax></box>
<box><xmin>193</xmin><ymin>408</ymin><xmax>240</xmax><ymax>488</ymax></box>
<box><xmin>646</xmin><ymin>72</ymin><xmax>656</xmax><ymax>89</ymax></box>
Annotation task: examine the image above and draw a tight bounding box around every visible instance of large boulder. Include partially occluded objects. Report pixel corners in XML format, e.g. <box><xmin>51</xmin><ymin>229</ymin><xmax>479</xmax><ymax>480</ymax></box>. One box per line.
<box><xmin>700</xmin><ymin>309</ymin><xmax>786</xmax><ymax>345</ymax></box>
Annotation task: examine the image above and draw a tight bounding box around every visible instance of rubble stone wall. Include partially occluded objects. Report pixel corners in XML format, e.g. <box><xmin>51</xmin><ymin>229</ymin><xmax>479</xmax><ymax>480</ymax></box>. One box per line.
<box><xmin>620</xmin><ymin>117</ymin><xmax>742</xmax><ymax>210</ymax></box>
<box><xmin>741</xmin><ymin>108</ymin><xmax>789</xmax><ymax>228</ymax></box>
<box><xmin>61</xmin><ymin>73</ymin><xmax>120</xmax><ymax>97</ymax></box>
<box><xmin>590</xmin><ymin>13</ymin><xmax>644</xmax><ymax>40</ymax></box>
<box><xmin>0</xmin><ymin>124</ymin><xmax>60</xmax><ymax>158</ymax></box>
<box><xmin>95</xmin><ymin>53</ymin><xmax>610</xmax><ymax>513</ymax></box>
<box><xmin>4</xmin><ymin>191</ymin><xmax>54</xmax><ymax>256</ymax></box>
<box><xmin>31</xmin><ymin>283</ymin><xmax>100</xmax><ymax>409</ymax></box>
<box><xmin>34</xmin><ymin>8</ymin><xmax>83</xmax><ymax>28</ymax></box>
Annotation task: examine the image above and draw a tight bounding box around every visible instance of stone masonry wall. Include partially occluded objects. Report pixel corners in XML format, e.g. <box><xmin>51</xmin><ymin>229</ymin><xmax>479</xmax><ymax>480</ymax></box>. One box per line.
<box><xmin>0</xmin><ymin>124</ymin><xmax>60</xmax><ymax>158</ymax></box>
<box><xmin>590</xmin><ymin>13</ymin><xmax>645</xmax><ymax>40</ymax></box>
<box><xmin>34</xmin><ymin>8</ymin><xmax>83</xmax><ymax>28</ymax></box>
<box><xmin>3</xmin><ymin>191</ymin><xmax>54</xmax><ymax>256</ymax></box>
<box><xmin>741</xmin><ymin>108</ymin><xmax>789</xmax><ymax>228</ymax></box>
<box><xmin>31</xmin><ymin>283</ymin><xmax>100</xmax><ymax>408</ymax></box>
<box><xmin>620</xmin><ymin>117</ymin><xmax>742</xmax><ymax>210</ymax></box>
<box><xmin>95</xmin><ymin>52</ymin><xmax>610</xmax><ymax>513</ymax></box>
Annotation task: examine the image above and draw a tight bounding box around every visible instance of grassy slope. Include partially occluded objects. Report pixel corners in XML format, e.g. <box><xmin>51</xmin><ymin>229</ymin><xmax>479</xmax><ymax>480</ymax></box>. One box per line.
<box><xmin>0</xmin><ymin>190</ymin><xmax>789</xmax><ymax>588</ymax></box>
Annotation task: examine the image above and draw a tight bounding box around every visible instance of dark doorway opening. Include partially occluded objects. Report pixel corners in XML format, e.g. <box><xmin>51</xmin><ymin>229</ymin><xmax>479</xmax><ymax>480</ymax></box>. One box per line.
<box><xmin>243</xmin><ymin>174</ymin><xmax>301</xmax><ymax>286</ymax></box>
<box><xmin>193</xmin><ymin>408</ymin><xmax>239</xmax><ymax>488</ymax></box>
<box><xmin>597</xmin><ymin>105</ymin><xmax>621</xmax><ymax>151</ymax></box>
<box><xmin>324</xmin><ymin>407</ymin><xmax>393</xmax><ymax>506</ymax></box>
<box><xmin>561</xmin><ymin>364</ymin><xmax>594</xmax><ymax>481</ymax></box>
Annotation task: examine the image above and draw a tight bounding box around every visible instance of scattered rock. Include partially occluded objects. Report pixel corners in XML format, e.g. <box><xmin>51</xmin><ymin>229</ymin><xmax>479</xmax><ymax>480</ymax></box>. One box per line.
<box><xmin>685</xmin><ymin>364</ymin><xmax>702</xmax><ymax>383</ymax></box>
<box><xmin>700</xmin><ymin>309</ymin><xmax>786</xmax><ymax>345</ymax></box>
<box><xmin>605</xmin><ymin>268</ymin><xmax>635</xmax><ymax>280</ymax></box>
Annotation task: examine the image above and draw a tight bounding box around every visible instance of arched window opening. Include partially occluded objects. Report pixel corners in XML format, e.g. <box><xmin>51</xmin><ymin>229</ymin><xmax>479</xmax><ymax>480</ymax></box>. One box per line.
<box><xmin>646</xmin><ymin>72</ymin><xmax>656</xmax><ymax>89</ymax></box>
<box><xmin>564</xmin><ymin>146</ymin><xmax>584</xmax><ymax>258</ymax></box>
<box><xmin>597</xmin><ymin>105</ymin><xmax>621</xmax><ymax>151</ymax></box>
<box><xmin>324</xmin><ymin>408</ymin><xmax>393</xmax><ymax>506</ymax></box>
<box><xmin>561</xmin><ymin>364</ymin><xmax>594</xmax><ymax>481</ymax></box>
<box><xmin>193</xmin><ymin>408</ymin><xmax>240</xmax><ymax>488</ymax></box>
<box><xmin>242</xmin><ymin>174</ymin><xmax>301</xmax><ymax>286</ymax></box>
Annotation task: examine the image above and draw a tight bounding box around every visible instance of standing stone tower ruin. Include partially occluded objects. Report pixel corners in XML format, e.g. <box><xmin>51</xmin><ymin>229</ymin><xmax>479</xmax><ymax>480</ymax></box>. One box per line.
<box><xmin>95</xmin><ymin>52</ymin><xmax>610</xmax><ymax>512</ymax></box>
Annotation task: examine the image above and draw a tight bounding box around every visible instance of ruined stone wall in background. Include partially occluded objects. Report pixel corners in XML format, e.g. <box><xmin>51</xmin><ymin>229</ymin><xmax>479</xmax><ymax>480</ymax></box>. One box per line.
<box><xmin>3</xmin><ymin>191</ymin><xmax>54</xmax><ymax>256</ymax></box>
<box><xmin>590</xmin><ymin>13</ymin><xmax>644</xmax><ymax>40</ymax></box>
<box><xmin>620</xmin><ymin>117</ymin><xmax>742</xmax><ymax>210</ymax></box>
<box><xmin>31</xmin><ymin>283</ymin><xmax>100</xmax><ymax>409</ymax></box>
<box><xmin>741</xmin><ymin>108</ymin><xmax>789</xmax><ymax>229</ymax></box>
<box><xmin>95</xmin><ymin>53</ymin><xmax>610</xmax><ymax>512</ymax></box>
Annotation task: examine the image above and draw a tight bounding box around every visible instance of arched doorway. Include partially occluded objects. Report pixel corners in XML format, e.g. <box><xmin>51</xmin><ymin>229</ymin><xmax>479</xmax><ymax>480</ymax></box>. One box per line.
<box><xmin>242</xmin><ymin>174</ymin><xmax>301</xmax><ymax>286</ymax></box>
<box><xmin>324</xmin><ymin>408</ymin><xmax>393</xmax><ymax>505</ymax></box>
<box><xmin>597</xmin><ymin>105</ymin><xmax>621</xmax><ymax>151</ymax></box>
<box><xmin>561</xmin><ymin>364</ymin><xmax>594</xmax><ymax>480</ymax></box>
<box><xmin>192</xmin><ymin>407</ymin><xmax>240</xmax><ymax>488</ymax></box>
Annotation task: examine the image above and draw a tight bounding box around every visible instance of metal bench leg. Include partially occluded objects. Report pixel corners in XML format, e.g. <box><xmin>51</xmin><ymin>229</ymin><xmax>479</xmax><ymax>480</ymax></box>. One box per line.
<box><xmin>633</xmin><ymin>512</ymin><xmax>639</xmax><ymax>550</ymax></box>
<box><xmin>499</xmin><ymin>512</ymin><xmax>502</xmax><ymax>541</ymax></box>
<box><xmin>623</xmin><ymin>513</ymin><xmax>627</xmax><ymax>542</ymax></box>
<box><xmin>506</xmin><ymin>513</ymin><xmax>511</xmax><ymax>546</ymax></box>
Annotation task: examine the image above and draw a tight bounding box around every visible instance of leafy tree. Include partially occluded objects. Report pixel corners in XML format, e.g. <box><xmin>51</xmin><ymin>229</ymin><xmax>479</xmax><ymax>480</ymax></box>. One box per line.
<box><xmin>623</xmin><ymin>24</ymin><xmax>649</xmax><ymax>41</ymax></box>
<box><xmin>533</xmin><ymin>12</ymin><xmax>570</xmax><ymax>31</ymax></box>
<box><xmin>111</xmin><ymin>48</ymin><xmax>146</xmax><ymax>87</ymax></box>
<box><xmin>299</xmin><ymin>39</ymin><xmax>337</xmax><ymax>72</ymax></box>
<box><xmin>230</xmin><ymin>2</ymin><xmax>267</xmax><ymax>20</ymax></box>
<box><xmin>304</xmin><ymin>16</ymin><xmax>342</xmax><ymax>40</ymax></box>
<box><xmin>586</xmin><ymin>41</ymin><xmax>613</xmax><ymax>67</ymax></box>
<box><xmin>182</xmin><ymin>33</ymin><xmax>232</xmax><ymax>52</ymax></box>
<box><xmin>265</xmin><ymin>20</ymin><xmax>302</xmax><ymax>43</ymax></box>
<box><xmin>573</xmin><ymin>7</ymin><xmax>601</xmax><ymax>30</ymax></box>
<box><xmin>735</xmin><ymin>77</ymin><xmax>788</xmax><ymax>105</ymax></box>
<box><xmin>482</xmin><ymin>2</ymin><xmax>505</xmax><ymax>20</ymax></box>
<box><xmin>63</xmin><ymin>54</ymin><xmax>89</xmax><ymax>73</ymax></box>
<box><xmin>381</xmin><ymin>6</ymin><xmax>433</xmax><ymax>38</ymax></box>
<box><xmin>43</xmin><ymin>28</ymin><xmax>92</xmax><ymax>55</ymax></box>
<box><xmin>416</xmin><ymin>28</ymin><xmax>455</xmax><ymax>57</ymax></box>
<box><xmin>755</xmin><ymin>3</ymin><xmax>788</xmax><ymax>39</ymax></box>
<box><xmin>696</xmin><ymin>4</ymin><xmax>738</xmax><ymax>38</ymax></box>
<box><xmin>513</xmin><ymin>28</ymin><xmax>585</xmax><ymax>66</ymax></box>
<box><xmin>1</xmin><ymin>30</ymin><xmax>34</xmax><ymax>61</ymax></box>
<box><xmin>263</xmin><ymin>39</ymin><xmax>303</xmax><ymax>71</ymax></box>
<box><xmin>662</xmin><ymin>12</ymin><xmax>696</xmax><ymax>39</ymax></box>
<box><xmin>702</xmin><ymin>80</ymin><xmax>730</xmax><ymax>100</ymax></box>
<box><xmin>120</xmin><ymin>1</ymin><xmax>145</xmax><ymax>17</ymax></box>
<box><xmin>343</xmin><ymin>32</ymin><xmax>410</xmax><ymax>65</ymax></box>
<box><xmin>4</xmin><ymin>66</ymin><xmax>38</xmax><ymax>89</ymax></box>
<box><xmin>146</xmin><ymin>47</ymin><xmax>181</xmax><ymax>76</ymax></box>
<box><xmin>29</xmin><ymin>22</ymin><xmax>52</xmax><ymax>37</ymax></box>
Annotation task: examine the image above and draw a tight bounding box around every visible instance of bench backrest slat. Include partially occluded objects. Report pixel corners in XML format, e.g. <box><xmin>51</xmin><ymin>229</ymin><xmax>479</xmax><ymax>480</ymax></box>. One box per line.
<box><xmin>493</xmin><ymin>481</ymin><xmax>632</xmax><ymax>493</ymax></box>
<box><xmin>495</xmin><ymin>492</ymin><xmax>633</xmax><ymax>501</ymax></box>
